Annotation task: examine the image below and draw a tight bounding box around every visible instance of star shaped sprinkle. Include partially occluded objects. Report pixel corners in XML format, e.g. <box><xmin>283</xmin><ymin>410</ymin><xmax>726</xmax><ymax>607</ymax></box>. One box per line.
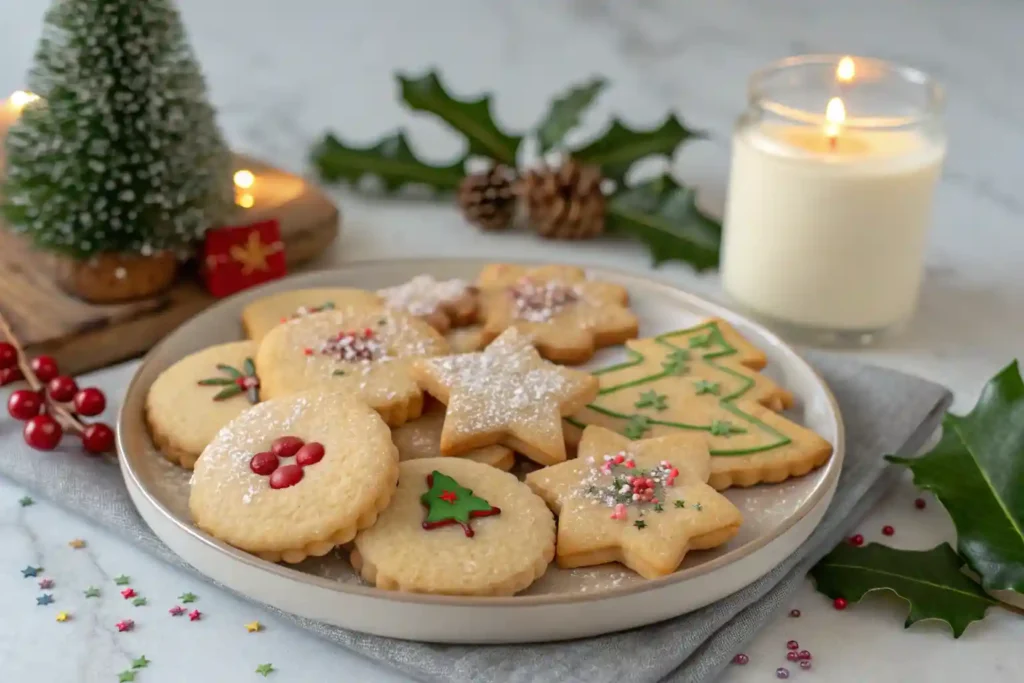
<box><xmin>634</xmin><ymin>390</ymin><xmax>668</xmax><ymax>411</ymax></box>
<box><xmin>131</xmin><ymin>655</ymin><xmax>150</xmax><ymax>669</ymax></box>
<box><xmin>412</xmin><ymin>328</ymin><xmax>598</xmax><ymax>465</ymax></box>
<box><xmin>21</xmin><ymin>566</ymin><xmax>42</xmax><ymax>578</ymax></box>
<box><xmin>255</xmin><ymin>663</ymin><xmax>275</xmax><ymax>677</ymax></box>
<box><xmin>18</xmin><ymin>495</ymin><xmax>33</xmax><ymax>507</ymax></box>
<box><xmin>114</xmin><ymin>575</ymin><xmax>131</xmax><ymax>585</ymax></box>
<box><xmin>168</xmin><ymin>605</ymin><xmax>186</xmax><ymax>616</ymax></box>
<box><xmin>38</xmin><ymin>578</ymin><xmax>54</xmax><ymax>589</ymax></box>
<box><xmin>116</xmin><ymin>619</ymin><xmax>134</xmax><ymax>632</ymax></box>
<box><xmin>68</xmin><ymin>538</ymin><xmax>86</xmax><ymax>549</ymax></box>
<box><xmin>84</xmin><ymin>586</ymin><xmax>100</xmax><ymax>598</ymax></box>
<box><xmin>36</xmin><ymin>593</ymin><xmax>54</xmax><ymax>606</ymax></box>
<box><xmin>121</xmin><ymin>588</ymin><xmax>137</xmax><ymax>599</ymax></box>
<box><xmin>118</xmin><ymin>670</ymin><xmax>136</xmax><ymax>682</ymax></box>
<box><xmin>178</xmin><ymin>591</ymin><xmax>197</xmax><ymax>603</ymax></box>
<box><xmin>132</xmin><ymin>597</ymin><xmax>147</xmax><ymax>607</ymax></box>
<box><xmin>189</xmin><ymin>609</ymin><xmax>201</xmax><ymax>621</ymax></box>
<box><xmin>525</xmin><ymin>426</ymin><xmax>743</xmax><ymax>579</ymax></box>
<box><xmin>245</xmin><ymin>621</ymin><xmax>262</xmax><ymax>633</ymax></box>
<box><xmin>56</xmin><ymin>611</ymin><xmax>70</xmax><ymax>622</ymax></box>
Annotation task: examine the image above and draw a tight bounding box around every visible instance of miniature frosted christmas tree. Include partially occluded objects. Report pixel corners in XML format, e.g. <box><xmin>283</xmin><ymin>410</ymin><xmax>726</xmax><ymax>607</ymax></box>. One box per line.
<box><xmin>1</xmin><ymin>0</ymin><xmax>233</xmax><ymax>262</ymax></box>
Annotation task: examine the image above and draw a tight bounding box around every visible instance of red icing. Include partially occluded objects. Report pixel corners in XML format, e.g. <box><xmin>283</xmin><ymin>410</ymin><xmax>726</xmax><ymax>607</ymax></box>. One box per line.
<box><xmin>249</xmin><ymin>451</ymin><xmax>280</xmax><ymax>476</ymax></box>
<box><xmin>440</xmin><ymin>490</ymin><xmax>458</xmax><ymax>503</ymax></box>
<box><xmin>271</xmin><ymin>435</ymin><xmax>304</xmax><ymax>458</ymax></box>
<box><xmin>270</xmin><ymin>464</ymin><xmax>303</xmax><ymax>489</ymax></box>
<box><xmin>295</xmin><ymin>442</ymin><xmax>325</xmax><ymax>466</ymax></box>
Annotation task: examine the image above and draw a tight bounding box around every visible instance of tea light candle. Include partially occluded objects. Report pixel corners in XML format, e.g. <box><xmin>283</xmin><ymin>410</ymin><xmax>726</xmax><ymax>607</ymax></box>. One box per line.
<box><xmin>721</xmin><ymin>56</ymin><xmax>946</xmax><ymax>345</ymax></box>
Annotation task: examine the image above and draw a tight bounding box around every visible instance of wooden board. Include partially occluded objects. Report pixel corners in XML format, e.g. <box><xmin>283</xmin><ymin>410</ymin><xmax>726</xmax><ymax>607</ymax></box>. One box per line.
<box><xmin>0</xmin><ymin>154</ymin><xmax>339</xmax><ymax>376</ymax></box>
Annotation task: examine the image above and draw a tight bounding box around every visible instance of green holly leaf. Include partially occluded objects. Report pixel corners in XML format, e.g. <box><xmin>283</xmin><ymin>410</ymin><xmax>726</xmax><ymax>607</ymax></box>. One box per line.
<box><xmin>197</xmin><ymin>377</ymin><xmax>233</xmax><ymax>386</ymax></box>
<box><xmin>571</xmin><ymin>116</ymin><xmax>702</xmax><ymax>183</ymax></box>
<box><xmin>887</xmin><ymin>361</ymin><xmax>1024</xmax><ymax>593</ymax></box>
<box><xmin>215</xmin><ymin>363</ymin><xmax>242</xmax><ymax>378</ymax></box>
<box><xmin>607</xmin><ymin>175</ymin><xmax>721</xmax><ymax>272</ymax></box>
<box><xmin>243</xmin><ymin>357</ymin><xmax>256</xmax><ymax>377</ymax></box>
<box><xmin>810</xmin><ymin>543</ymin><xmax>998</xmax><ymax>638</ymax></box>
<box><xmin>213</xmin><ymin>385</ymin><xmax>242</xmax><ymax>401</ymax></box>
<box><xmin>634</xmin><ymin>390</ymin><xmax>668</xmax><ymax>411</ymax></box>
<box><xmin>398</xmin><ymin>71</ymin><xmax>522</xmax><ymax>165</ymax></box>
<box><xmin>311</xmin><ymin>131</ymin><xmax>465</xmax><ymax>193</ymax></box>
<box><xmin>420</xmin><ymin>471</ymin><xmax>499</xmax><ymax>537</ymax></box>
<box><xmin>535</xmin><ymin>78</ymin><xmax>607</xmax><ymax>154</ymax></box>
<box><xmin>623</xmin><ymin>414</ymin><xmax>651</xmax><ymax>440</ymax></box>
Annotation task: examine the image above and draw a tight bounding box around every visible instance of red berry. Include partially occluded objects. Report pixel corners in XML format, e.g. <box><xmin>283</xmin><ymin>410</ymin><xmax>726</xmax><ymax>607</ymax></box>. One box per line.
<box><xmin>789</xmin><ymin>609</ymin><xmax>801</xmax><ymax>618</ymax></box>
<box><xmin>30</xmin><ymin>356</ymin><xmax>59</xmax><ymax>383</ymax></box>
<box><xmin>47</xmin><ymin>375</ymin><xmax>78</xmax><ymax>402</ymax></box>
<box><xmin>73</xmin><ymin>387</ymin><xmax>106</xmax><ymax>416</ymax></box>
<box><xmin>833</xmin><ymin>597</ymin><xmax>848</xmax><ymax>610</ymax></box>
<box><xmin>271</xmin><ymin>435</ymin><xmax>304</xmax><ymax>458</ymax></box>
<box><xmin>81</xmin><ymin>423</ymin><xmax>114</xmax><ymax>454</ymax></box>
<box><xmin>798</xmin><ymin>650</ymin><xmax>812</xmax><ymax>661</ymax></box>
<box><xmin>914</xmin><ymin>498</ymin><xmax>926</xmax><ymax>510</ymax></box>
<box><xmin>249</xmin><ymin>451</ymin><xmax>279</xmax><ymax>476</ymax></box>
<box><xmin>787</xmin><ymin>651</ymin><xmax>799</xmax><ymax>662</ymax></box>
<box><xmin>8</xmin><ymin>389</ymin><xmax>42</xmax><ymax>420</ymax></box>
<box><xmin>882</xmin><ymin>525</ymin><xmax>894</xmax><ymax>536</ymax></box>
<box><xmin>786</xmin><ymin>640</ymin><xmax>799</xmax><ymax>650</ymax></box>
<box><xmin>295</xmin><ymin>442</ymin><xmax>325</xmax><ymax>467</ymax></box>
<box><xmin>0</xmin><ymin>366</ymin><xmax>24</xmax><ymax>386</ymax></box>
<box><xmin>269</xmin><ymin>464</ymin><xmax>303</xmax><ymax>489</ymax></box>
<box><xmin>24</xmin><ymin>414</ymin><xmax>62</xmax><ymax>450</ymax></box>
<box><xmin>732</xmin><ymin>653</ymin><xmax>749</xmax><ymax>665</ymax></box>
<box><xmin>849</xmin><ymin>533</ymin><xmax>864</xmax><ymax>546</ymax></box>
<box><xmin>0</xmin><ymin>341</ymin><xmax>17</xmax><ymax>369</ymax></box>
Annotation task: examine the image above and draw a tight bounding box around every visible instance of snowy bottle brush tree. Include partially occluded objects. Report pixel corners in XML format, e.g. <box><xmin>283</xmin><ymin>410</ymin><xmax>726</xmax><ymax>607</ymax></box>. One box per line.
<box><xmin>1</xmin><ymin>0</ymin><xmax>233</xmax><ymax>301</ymax></box>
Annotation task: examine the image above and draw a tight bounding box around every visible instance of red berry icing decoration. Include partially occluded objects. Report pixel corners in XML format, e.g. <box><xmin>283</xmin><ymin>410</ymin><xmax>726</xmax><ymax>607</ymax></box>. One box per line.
<box><xmin>269</xmin><ymin>464</ymin><xmax>304</xmax><ymax>489</ymax></box>
<box><xmin>271</xmin><ymin>436</ymin><xmax>304</xmax><ymax>458</ymax></box>
<box><xmin>914</xmin><ymin>497</ymin><xmax>926</xmax><ymax>510</ymax></box>
<box><xmin>295</xmin><ymin>442</ymin><xmax>325</xmax><ymax>466</ymax></box>
<box><xmin>47</xmin><ymin>375</ymin><xmax>78</xmax><ymax>402</ymax></box>
<box><xmin>0</xmin><ymin>366</ymin><xmax>24</xmax><ymax>386</ymax></box>
<box><xmin>833</xmin><ymin>597</ymin><xmax>848</xmax><ymax>610</ymax></box>
<box><xmin>73</xmin><ymin>387</ymin><xmax>106</xmax><ymax>416</ymax></box>
<box><xmin>849</xmin><ymin>533</ymin><xmax>864</xmax><ymax>546</ymax></box>
<box><xmin>786</xmin><ymin>651</ymin><xmax>799</xmax><ymax>662</ymax></box>
<box><xmin>0</xmin><ymin>341</ymin><xmax>17</xmax><ymax>369</ymax></box>
<box><xmin>249</xmin><ymin>451</ymin><xmax>280</xmax><ymax>476</ymax></box>
<box><xmin>420</xmin><ymin>471</ymin><xmax>500</xmax><ymax>537</ymax></box>
<box><xmin>30</xmin><ymin>356</ymin><xmax>59</xmax><ymax>383</ymax></box>
<box><xmin>24</xmin><ymin>414</ymin><xmax>63</xmax><ymax>450</ymax></box>
<box><xmin>81</xmin><ymin>423</ymin><xmax>115</xmax><ymax>454</ymax></box>
<box><xmin>882</xmin><ymin>525</ymin><xmax>895</xmax><ymax>536</ymax></box>
<box><xmin>8</xmin><ymin>389</ymin><xmax>43</xmax><ymax>420</ymax></box>
<box><xmin>786</xmin><ymin>640</ymin><xmax>799</xmax><ymax>650</ymax></box>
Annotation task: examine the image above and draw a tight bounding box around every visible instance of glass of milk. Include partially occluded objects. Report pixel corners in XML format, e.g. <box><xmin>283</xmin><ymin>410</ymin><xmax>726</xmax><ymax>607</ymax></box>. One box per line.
<box><xmin>721</xmin><ymin>55</ymin><xmax>946</xmax><ymax>346</ymax></box>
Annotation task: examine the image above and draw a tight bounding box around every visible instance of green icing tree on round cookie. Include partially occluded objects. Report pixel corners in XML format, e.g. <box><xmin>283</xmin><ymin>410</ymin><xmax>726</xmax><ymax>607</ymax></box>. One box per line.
<box><xmin>421</xmin><ymin>471</ymin><xmax>501</xmax><ymax>537</ymax></box>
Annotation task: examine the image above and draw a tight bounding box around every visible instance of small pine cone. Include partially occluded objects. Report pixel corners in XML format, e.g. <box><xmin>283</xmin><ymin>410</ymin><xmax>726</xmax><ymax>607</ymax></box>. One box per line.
<box><xmin>457</xmin><ymin>166</ymin><xmax>517</xmax><ymax>231</ymax></box>
<box><xmin>519</xmin><ymin>158</ymin><xmax>605</xmax><ymax>240</ymax></box>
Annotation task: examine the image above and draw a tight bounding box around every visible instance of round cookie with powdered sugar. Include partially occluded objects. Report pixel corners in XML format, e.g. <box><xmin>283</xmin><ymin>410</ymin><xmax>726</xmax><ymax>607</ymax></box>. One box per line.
<box><xmin>391</xmin><ymin>403</ymin><xmax>516</xmax><ymax>471</ymax></box>
<box><xmin>377</xmin><ymin>275</ymin><xmax>478</xmax><ymax>334</ymax></box>
<box><xmin>256</xmin><ymin>307</ymin><xmax>448</xmax><ymax>427</ymax></box>
<box><xmin>189</xmin><ymin>390</ymin><xmax>399</xmax><ymax>564</ymax></box>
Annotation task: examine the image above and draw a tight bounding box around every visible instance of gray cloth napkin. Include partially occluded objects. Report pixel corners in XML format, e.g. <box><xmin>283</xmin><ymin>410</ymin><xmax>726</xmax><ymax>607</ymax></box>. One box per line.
<box><xmin>0</xmin><ymin>352</ymin><xmax>950</xmax><ymax>683</ymax></box>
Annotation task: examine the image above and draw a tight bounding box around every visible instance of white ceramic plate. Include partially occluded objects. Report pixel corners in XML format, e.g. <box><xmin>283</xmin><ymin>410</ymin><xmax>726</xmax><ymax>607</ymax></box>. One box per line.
<box><xmin>117</xmin><ymin>258</ymin><xmax>844</xmax><ymax>644</ymax></box>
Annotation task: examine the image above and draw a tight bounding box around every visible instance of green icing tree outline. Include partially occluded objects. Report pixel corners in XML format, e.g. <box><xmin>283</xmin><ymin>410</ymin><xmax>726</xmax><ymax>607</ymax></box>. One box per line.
<box><xmin>566</xmin><ymin>320</ymin><xmax>791</xmax><ymax>456</ymax></box>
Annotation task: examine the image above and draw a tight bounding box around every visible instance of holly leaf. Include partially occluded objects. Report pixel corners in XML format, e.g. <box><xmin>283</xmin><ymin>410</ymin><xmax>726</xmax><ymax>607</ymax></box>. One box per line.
<box><xmin>887</xmin><ymin>361</ymin><xmax>1024</xmax><ymax>593</ymax></box>
<box><xmin>571</xmin><ymin>116</ymin><xmax>702</xmax><ymax>183</ymax></box>
<box><xmin>243</xmin><ymin>357</ymin><xmax>256</xmax><ymax>377</ymax></box>
<box><xmin>215</xmin><ymin>363</ymin><xmax>242</xmax><ymax>379</ymax></box>
<box><xmin>197</xmin><ymin>378</ymin><xmax>233</xmax><ymax>386</ymax></box>
<box><xmin>535</xmin><ymin>78</ymin><xmax>607</xmax><ymax>154</ymax></box>
<box><xmin>398</xmin><ymin>71</ymin><xmax>522</xmax><ymax>166</ymax></box>
<box><xmin>810</xmin><ymin>542</ymin><xmax>998</xmax><ymax>638</ymax></box>
<box><xmin>606</xmin><ymin>175</ymin><xmax>721</xmax><ymax>271</ymax></box>
<box><xmin>213</xmin><ymin>386</ymin><xmax>242</xmax><ymax>401</ymax></box>
<box><xmin>310</xmin><ymin>131</ymin><xmax>465</xmax><ymax>193</ymax></box>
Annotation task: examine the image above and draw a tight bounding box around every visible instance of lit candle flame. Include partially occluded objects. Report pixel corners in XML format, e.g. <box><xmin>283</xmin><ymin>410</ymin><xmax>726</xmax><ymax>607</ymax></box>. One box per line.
<box><xmin>836</xmin><ymin>57</ymin><xmax>856</xmax><ymax>83</ymax></box>
<box><xmin>8</xmin><ymin>90</ymin><xmax>40</xmax><ymax>112</ymax></box>
<box><xmin>233</xmin><ymin>169</ymin><xmax>255</xmax><ymax>190</ymax></box>
<box><xmin>824</xmin><ymin>97</ymin><xmax>846</xmax><ymax>150</ymax></box>
<box><xmin>237</xmin><ymin>193</ymin><xmax>255</xmax><ymax>208</ymax></box>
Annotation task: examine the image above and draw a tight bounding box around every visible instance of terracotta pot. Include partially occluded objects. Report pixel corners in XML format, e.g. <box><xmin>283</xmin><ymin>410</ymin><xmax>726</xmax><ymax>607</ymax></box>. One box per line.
<box><xmin>52</xmin><ymin>251</ymin><xmax>179</xmax><ymax>303</ymax></box>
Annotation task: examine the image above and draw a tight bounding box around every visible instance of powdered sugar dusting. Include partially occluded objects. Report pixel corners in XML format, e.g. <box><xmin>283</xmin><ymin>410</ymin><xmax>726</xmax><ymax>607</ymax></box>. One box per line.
<box><xmin>378</xmin><ymin>275</ymin><xmax>470</xmax><ymax>317</ymax></box>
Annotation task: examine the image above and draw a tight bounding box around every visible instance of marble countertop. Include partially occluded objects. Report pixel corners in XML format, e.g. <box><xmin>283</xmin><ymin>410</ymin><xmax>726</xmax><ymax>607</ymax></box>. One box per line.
<box><xmin>1</xmin><ymin>0</ymin><xmax>1022</xmax><ymax>681</ymax></box>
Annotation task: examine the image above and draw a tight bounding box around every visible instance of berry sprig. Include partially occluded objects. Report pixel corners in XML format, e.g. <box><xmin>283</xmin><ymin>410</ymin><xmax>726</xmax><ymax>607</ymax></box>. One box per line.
<box><xmin>0</xmin><ymin>310</ymin><xmax>112</xmax><ymax>454</ymax></box>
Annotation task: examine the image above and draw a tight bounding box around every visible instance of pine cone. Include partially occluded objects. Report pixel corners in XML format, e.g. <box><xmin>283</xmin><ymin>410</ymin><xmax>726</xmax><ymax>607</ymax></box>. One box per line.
<box><xmin>519</xmin><ymin>158</ymin><xmax>605</xmax><ymax>240</ymax></box>
<box><xmin>457</xmin><ymin>165</ymin><xmax>517</xmax><ymax>231</ymax></box>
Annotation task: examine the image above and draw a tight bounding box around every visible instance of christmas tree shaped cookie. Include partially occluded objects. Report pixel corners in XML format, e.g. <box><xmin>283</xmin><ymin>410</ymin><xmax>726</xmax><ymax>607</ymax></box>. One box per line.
<box><xmin>526</xmin><ymin>426</ymin><xmax>742</xmax><ymax>579</ymax></box>
<box><xmin>475</xmin><ymin>264</ymin><xmax>639</xmax><ymax>364</ymax></box>
<box><xmin>565</xmin><ymin>318</ymin><xmax>833</xmax><ymax>489</ymax></box>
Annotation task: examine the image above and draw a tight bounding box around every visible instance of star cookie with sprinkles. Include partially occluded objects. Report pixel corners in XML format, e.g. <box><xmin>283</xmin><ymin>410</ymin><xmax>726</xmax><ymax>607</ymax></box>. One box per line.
<box><xmin>412</xmin><ymin>327</ymin><xmax>598</xmax><ymax>465</ymax></box>
<box><xmin>565</xmin><ymin>318</ymin><xmax>833</xmax><ymax>489</ymax></box>
<box><xmin>474</xmin><ymin>264</ymin><xmax>639</xmax><ymax>364</ymax></box>
<box><xmin>526</xmin><ymin>426</ymin><xmax>742</xmax><ymax>578</ymax></box>
<box><xmin>377</xmin><ymin>275</ymin><xmax>478</xmax><ymax>334</ymax></box>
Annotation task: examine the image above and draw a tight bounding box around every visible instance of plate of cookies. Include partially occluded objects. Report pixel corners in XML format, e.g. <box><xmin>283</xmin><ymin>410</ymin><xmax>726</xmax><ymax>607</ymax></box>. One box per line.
<box><xmin>118</xmin><ymin>259</ymin><xmax>842</xmax><ymax>643</ymax></box>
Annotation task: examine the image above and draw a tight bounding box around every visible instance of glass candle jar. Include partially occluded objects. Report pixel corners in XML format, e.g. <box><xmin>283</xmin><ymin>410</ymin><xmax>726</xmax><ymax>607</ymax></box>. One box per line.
<box><xmin>721</xmin><ymin>55</ymin><xmax>946</xmax><ymax>346</ymax></box>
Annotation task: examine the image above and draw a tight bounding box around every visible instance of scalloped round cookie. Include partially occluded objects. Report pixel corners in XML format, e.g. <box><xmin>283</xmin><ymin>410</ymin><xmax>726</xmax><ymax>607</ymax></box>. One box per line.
<box><xmin>189</xmin><ymin>390</ymin><xmax>399</xmax><ymax>564</ymax></box>
<box><xmin>241</xmin><ymin>287</ymin><xmax>384</xmax><ymax>342</ymax></box>
<box><xmin>255</xmin><ymin>307</ymin><xmax>448</xmax><ymax>427</ymax></box>
<box><xmin>146</xmin><ymin>340</ymin><xmax>261</xmax><ymax>469</ymax></box>
<box><xmin>351</xmin><ymin>457</ymin><xmax>555</xmax><ymax>596</ymax></box>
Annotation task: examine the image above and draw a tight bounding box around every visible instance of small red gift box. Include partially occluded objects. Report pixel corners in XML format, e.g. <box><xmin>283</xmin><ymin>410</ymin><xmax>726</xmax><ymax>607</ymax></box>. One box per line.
<box><xmin>202</xmin><ymin>220</ymin><xmax>286</xmax><ymax>298</ymax></box>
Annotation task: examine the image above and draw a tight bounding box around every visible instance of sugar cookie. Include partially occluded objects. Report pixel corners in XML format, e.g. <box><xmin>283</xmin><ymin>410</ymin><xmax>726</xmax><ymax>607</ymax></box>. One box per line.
<box><xmin>526</xmin><ymin>426</ymin><xmax>742</xmax><ymax>579</ymax></box>
<box><xmin>255</xmin><ymin>307</ymin><xmax>448</xmax><ymax>427</ymax></box>
<box><xmin>189</xmin><ymin>390</ymin><xmax>399</xmax><ymax>564</ymax></box>
<box><xmin>565</xmin><ymin>318</ymin><xmax>833</xmax><ymax>489</ymax></box>
<box><xmin>351</xmin><ymin>457</ymin><xmax>555</xmax><ymax>596</ymax></box>
<box><xmin>475</xmin><ymin>263</ymin><xmax>639</xmax><ymax>364</ymax></box>
<box><xmin>377</xmin><ymin>275</ymin><xmax>477</xmax><ymax>333</ymax></box>
<box><xmin>412</xmin><ymin>327</ymin><xmax>598</xmax><ymax>466</ymax></box>
<box><xmin>241</xmin><ymin>288</ymin><xmax>383</xmax><ymax>341</ymax></box>
<box><xmin>390</xmin><ymin>404</ymin><xmax>515</xmax><ymax>471</ymax></box>
<box><xmin>146</xmin><ymin>341</ymin><xmax>262</xmax><ymax>469</ymax></box>
<box><xmin>444</xmin><ymin>324</ymin><xmax>488</xmax><ymax>353</ymax></box>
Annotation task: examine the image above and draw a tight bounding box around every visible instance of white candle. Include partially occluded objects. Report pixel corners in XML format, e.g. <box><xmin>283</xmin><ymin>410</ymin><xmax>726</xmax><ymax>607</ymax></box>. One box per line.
<box><xmin>721</xmin><ymin>56</ymin><xmax>946</xmax><ymax>342</ymax></box>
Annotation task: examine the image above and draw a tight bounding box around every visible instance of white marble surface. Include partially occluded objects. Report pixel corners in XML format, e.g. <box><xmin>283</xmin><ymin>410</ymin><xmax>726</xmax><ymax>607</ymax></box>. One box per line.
<box><xmin>1</xmin><ymin>0</ymin><xmax>1023</xmax><ymax>681</ymax></box>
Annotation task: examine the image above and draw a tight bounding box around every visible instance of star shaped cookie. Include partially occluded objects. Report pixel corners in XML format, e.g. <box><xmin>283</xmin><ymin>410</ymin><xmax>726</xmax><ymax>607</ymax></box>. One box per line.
<box><xmin>475</xmin><ymin>264</ymin><xmax>639</xmax><ymax>364</ymax></box>
<box><xmin>526</xmin><ymin>426</ymin><xmax>742</xmax><ymax>579</ymax></box>
<box><xmin>412</xmin><ymin>328</ymin><xmax>598</xmax><ymax>465</ymax></box>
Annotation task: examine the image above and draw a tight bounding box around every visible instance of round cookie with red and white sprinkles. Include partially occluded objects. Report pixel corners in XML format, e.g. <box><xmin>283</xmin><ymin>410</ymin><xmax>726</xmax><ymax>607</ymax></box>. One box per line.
<box><xmin>189</xmin><ymin>390</ymin><xmax>399</xmax><ymax>564</ymax></box>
